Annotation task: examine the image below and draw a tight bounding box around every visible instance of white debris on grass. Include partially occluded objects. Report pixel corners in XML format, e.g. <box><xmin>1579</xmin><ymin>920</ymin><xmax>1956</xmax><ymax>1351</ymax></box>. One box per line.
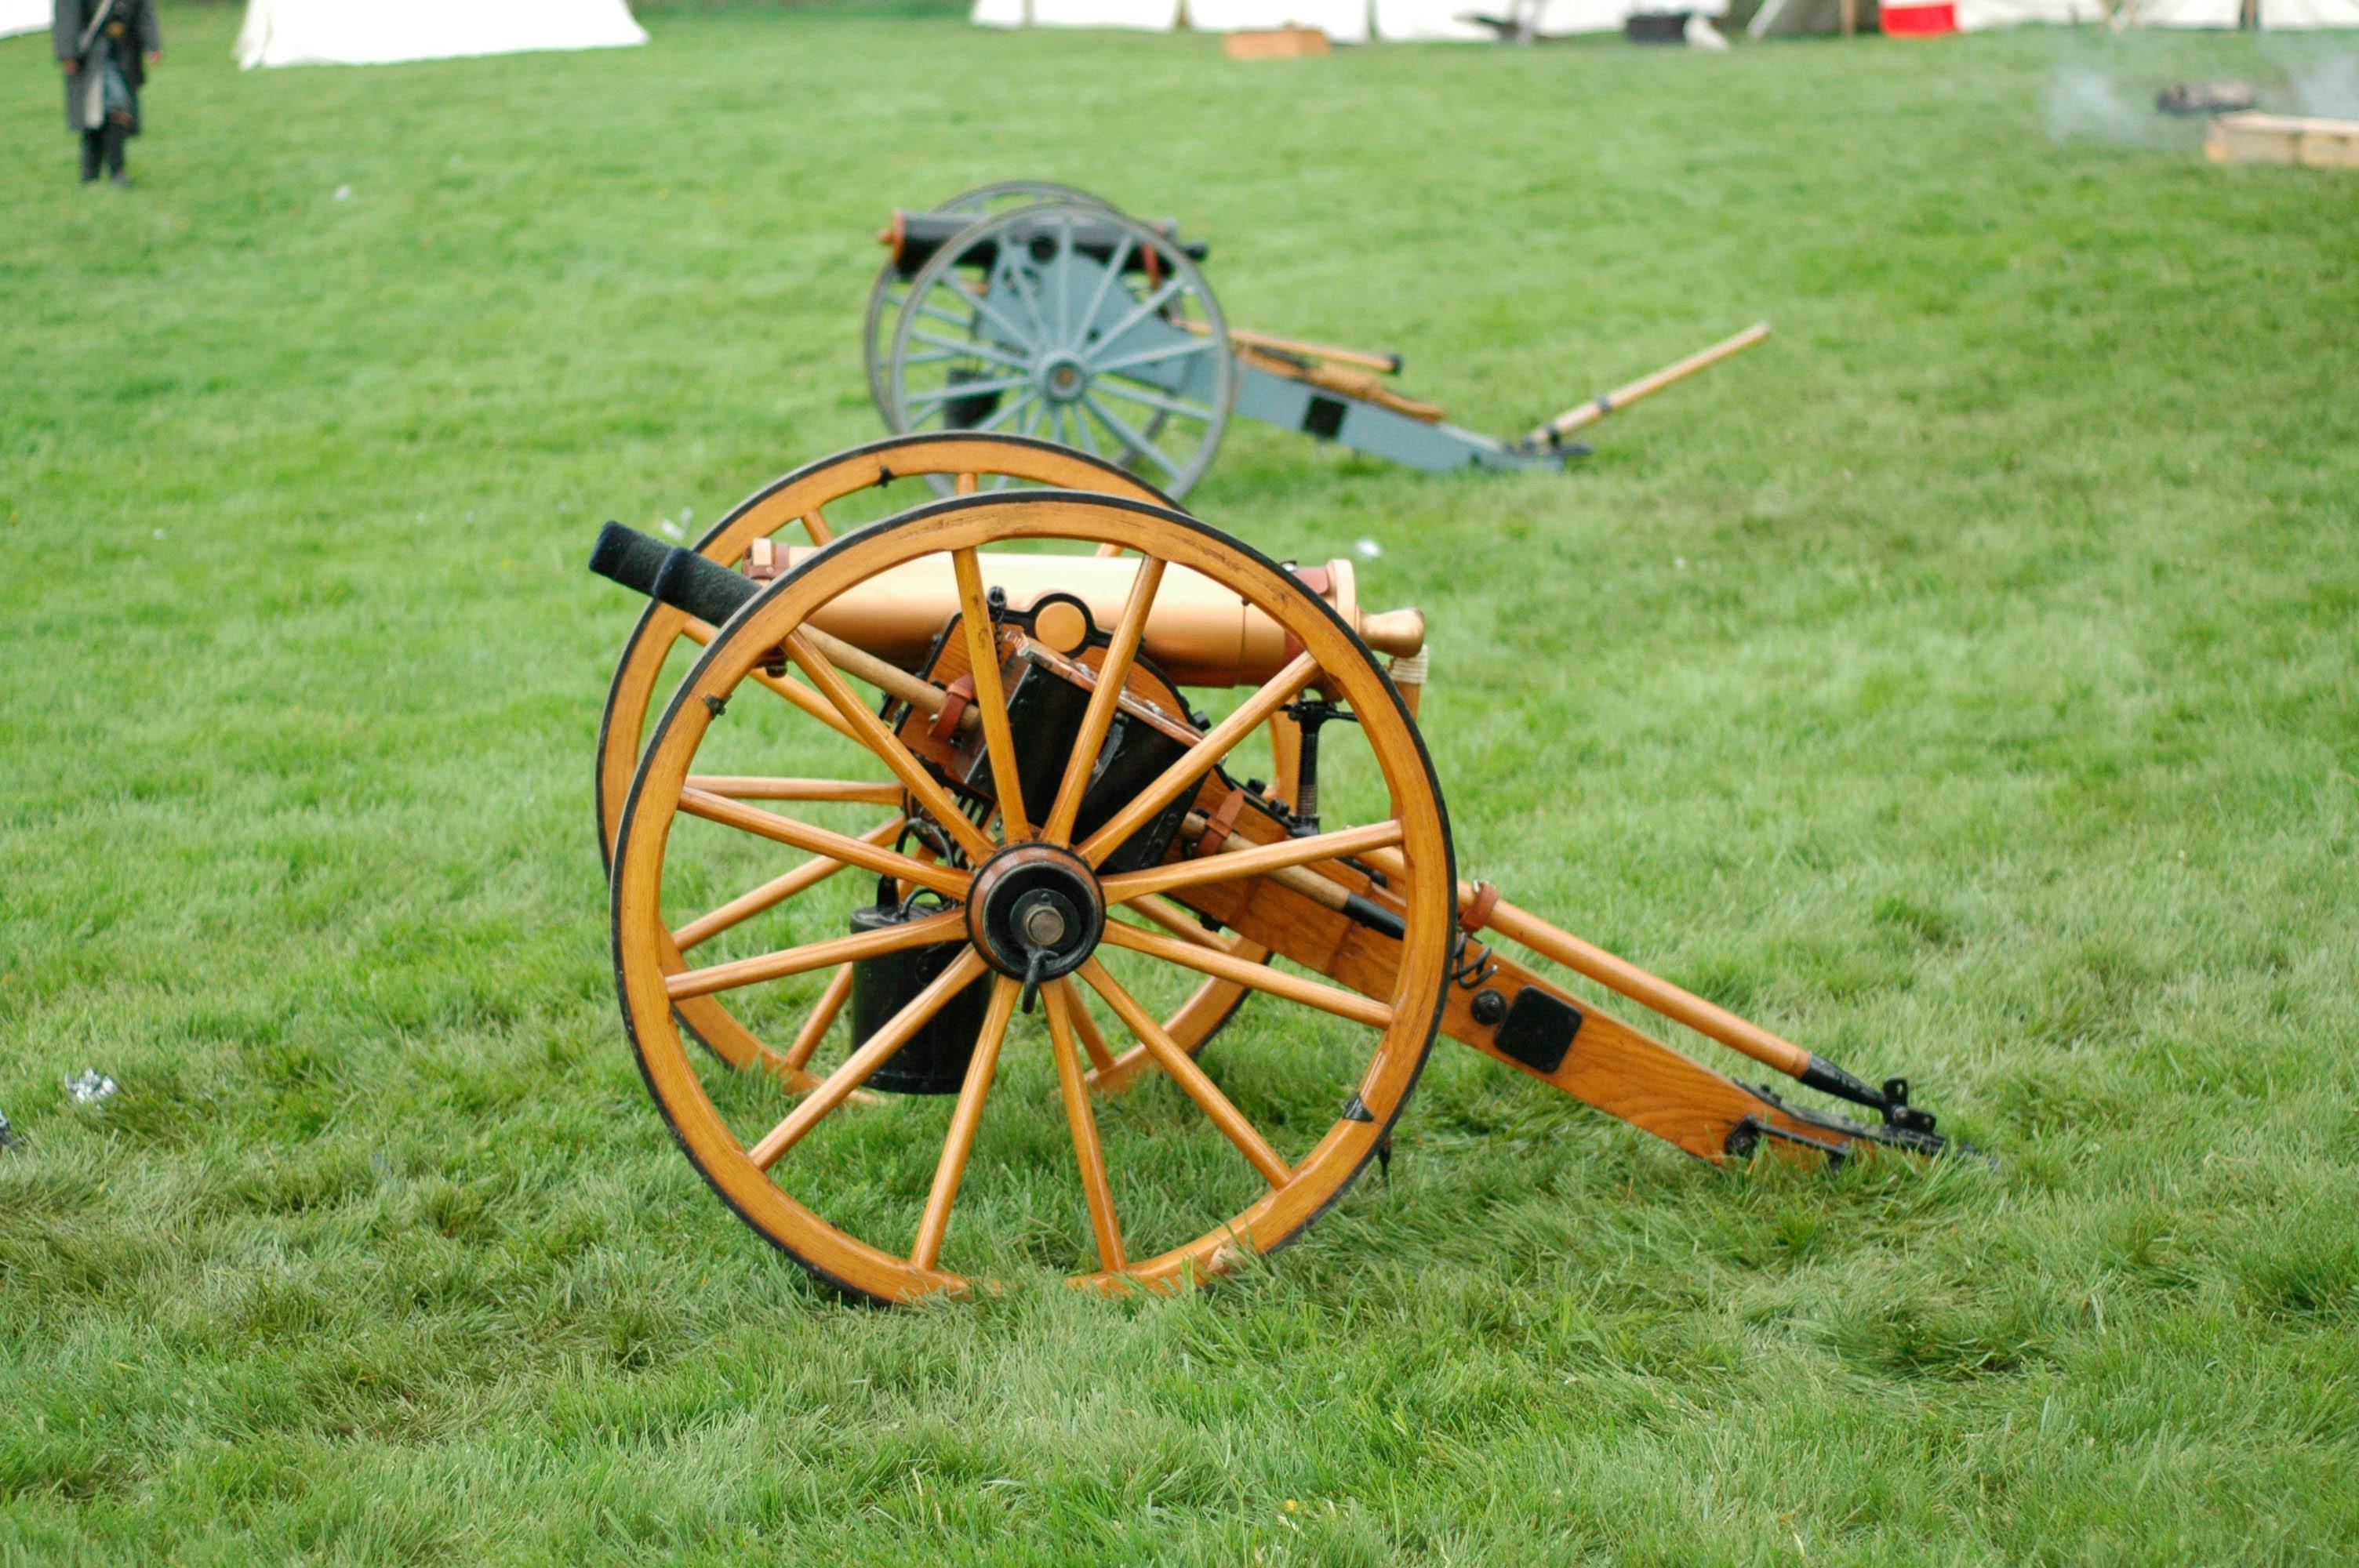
<box><xmin>65</xmin><ymin>1069</ymin><xmax>118</xmax><ymax>1106</ymax></box>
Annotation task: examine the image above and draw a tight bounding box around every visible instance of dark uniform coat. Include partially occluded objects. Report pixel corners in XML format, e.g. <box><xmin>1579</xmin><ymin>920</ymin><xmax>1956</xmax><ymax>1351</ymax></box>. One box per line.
<box><xmin>55</xmin><ymin>0</ymin><xmax>158</xmax><ymax>136</ymax></box>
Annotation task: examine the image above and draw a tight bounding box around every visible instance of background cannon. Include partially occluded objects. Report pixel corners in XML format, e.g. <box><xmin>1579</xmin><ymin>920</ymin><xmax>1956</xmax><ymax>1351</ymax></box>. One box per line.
<box><xmin>589</xmin><ymin>438</ymin><xmax>1956</xmax><ymax>1304</ymax></box>
<box><xmin>862</xmin><ymin>183</ymin><xmax>1772</xmax><ymax>499</ymax></box>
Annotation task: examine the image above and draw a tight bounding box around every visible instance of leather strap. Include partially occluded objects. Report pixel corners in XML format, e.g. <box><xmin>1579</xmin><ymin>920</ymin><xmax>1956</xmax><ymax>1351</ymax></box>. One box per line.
<box><xmin>1459</xmin><ymin>881</ymin><xmax>1501</xmax><ymax>935</ymax></box>
<box><xmin>929</xmin><ymin>673</ymin><xmax>976</xmax><ymax>741</ymax></box>
<box><xmin>1194</xmin><ymin>787</ymin><xmax>1249</xmax><ymax>858</ymax></box>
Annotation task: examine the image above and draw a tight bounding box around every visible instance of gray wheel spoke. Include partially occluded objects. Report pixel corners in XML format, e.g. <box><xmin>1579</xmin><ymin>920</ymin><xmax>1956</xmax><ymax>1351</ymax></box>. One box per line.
<box><xmin>914</xmin><ymin>299</ymin><xmax>984</xmax><ymax>332</ymax></box>
<box><xmin>1085</xmin><ymin>278</ymin><xmax>1189</xmax><ymax>364</ymax></box>
<box><xmin>996</xmin><ymin>252</ymin><xmax>1053</xmax><ymax>344</ymax></box>
<box><xmin>1054</xmin><ymin>214</ymin><xmax>1076</xmax><ymax>347</ymax></box>
<box><xmin>1082</xmin><ymin>391</ymin><xmax>1183</xmax><ymax>480</ymax></box>
<box><xmin>906</xmin><ymin>372</ymin><xmax>1033</xmax><ymax>409</ymax></box>
<box><xmin>909</xmin><ymin>328</ymin><xmax>1032</xmax><ymax>374</ymax></box>
<box><xmin>1064</xmin><ymin>403</ymin><xmax>1105</xmax><ymax>458</ymax></box>
<box><xmin>972</xmin><ymin>390</ymin><xmax>1041</xmax><ymax>435</ymax></box>
<box><xmin>1089</xmin><ymin>336</ymin><xmax>1219</xmax><ymax>377</ymax></box>
<box><xmin>1096</xmin><ymin>376</ymin><xmax>1216</xmax><ymax>424</ymax></box>
<box><xmin>954</xmin><ymin>281</ymin><xmax>1045</xmax><ymax>361</ymax></box>
<box><xmin>1071</xmin><ymin>234</ymin><xmax>1133</xmax><ymax>354</ymax></box>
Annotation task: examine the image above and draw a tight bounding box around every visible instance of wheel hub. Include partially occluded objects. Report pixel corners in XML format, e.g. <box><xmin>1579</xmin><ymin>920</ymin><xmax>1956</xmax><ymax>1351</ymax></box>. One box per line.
<box><xmin>967</xmin><ymin>842</ymin><xmax>1105</xmax><ymax>983</ymax></box>
<box><xmin>1038</xmin><ymin>352</ymin><xmax>1092</xmax><ymax>406</ymax></box>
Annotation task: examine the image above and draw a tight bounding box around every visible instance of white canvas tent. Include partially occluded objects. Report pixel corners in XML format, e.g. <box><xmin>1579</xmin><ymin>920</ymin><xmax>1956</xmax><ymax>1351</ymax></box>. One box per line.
<box><xmin>971</xmin><ymin>0</ymin><xmax>1182</xmax><ymax>27</ymax></box>
<box><xmin>235</xmin><ymin>0</ymin><xmax>647</xmax><ymax>68</ymax></box>
<box><xmin>1</xmin><ymin>0</ymin><xmax>49</xmax><ymax>42</ymax></box>
<box><xmin>2119</xmin><ymin>0</ymin><xmax>2359</xmax><ymax>20</ymax></box>
<box><xmin>1957</xmin><ymin>0</ymin><xmax>2103</xmax><ymax>26</ymax></box>
<box><xmin>2263</xmin><ymin>0</ymin><xmax>2359</xmax><ymax>22</ymax></box>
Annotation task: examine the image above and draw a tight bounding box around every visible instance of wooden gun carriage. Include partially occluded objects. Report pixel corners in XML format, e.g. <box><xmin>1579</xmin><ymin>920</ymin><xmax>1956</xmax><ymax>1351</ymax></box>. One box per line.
<box><xmin>861</xmin><ymin>183</ymin><xmax>1771</xmax><ymax>499</ymax></box>
<box><xmin>592</xmin><ymin>432</ymin><xmax>1953</xmax><ymax>1304</ymax></box>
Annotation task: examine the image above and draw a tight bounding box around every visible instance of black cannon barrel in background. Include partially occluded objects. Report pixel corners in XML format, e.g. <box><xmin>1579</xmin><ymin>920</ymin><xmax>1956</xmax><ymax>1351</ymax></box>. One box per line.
<box><xmin>883</xmin><ymin>209</ymin><xmax>1210</xmax><ymax>281</ymax></box>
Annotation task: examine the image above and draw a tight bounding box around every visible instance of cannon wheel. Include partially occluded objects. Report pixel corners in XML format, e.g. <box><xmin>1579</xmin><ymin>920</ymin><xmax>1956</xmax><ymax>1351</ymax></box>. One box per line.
<box><xmin>609</xmin><ymin>493</ymin><xmax>1453</xmax><ymax>1301</ymax></box>
<box><xmin>884</xmin><ymin>203</ymin><xmax>1235</xmax><ymax>502</ymax></box>
<box><xmin>595</xmin><ymin>431</ymin><xmax>1267</xmax><ymax>1087</ymax></box>
<box><xmin>863</xmin><ymin>183</ymin><xmax>1118</xmax><ymax>422</ymax></box>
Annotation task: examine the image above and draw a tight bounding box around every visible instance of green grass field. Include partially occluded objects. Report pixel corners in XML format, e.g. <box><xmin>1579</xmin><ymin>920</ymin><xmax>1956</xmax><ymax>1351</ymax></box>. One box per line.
<box><xmin>5</xmin><ymin>2</ymin><xmax>2358</xmax><ymax>1561</ymax></box>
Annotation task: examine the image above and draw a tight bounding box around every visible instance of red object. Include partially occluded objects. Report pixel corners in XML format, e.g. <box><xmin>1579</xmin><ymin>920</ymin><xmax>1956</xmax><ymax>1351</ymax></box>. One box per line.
<box><xmin>1881</xmin><ymin>2</ymin><xmax>1957</xmax><ymax>33</ymax></box>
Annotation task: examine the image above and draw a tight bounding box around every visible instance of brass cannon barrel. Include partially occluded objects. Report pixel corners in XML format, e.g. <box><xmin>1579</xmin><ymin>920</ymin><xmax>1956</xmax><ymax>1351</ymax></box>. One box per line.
<box><xmin>771</xmin><ymin>546</ymin><xmax>1422</xmax><ymax>689</ymax></box>
<box><xmin>588</xmin><ymin>523</ymin><xmax>1421</xmax><ymax>691</ymax></box>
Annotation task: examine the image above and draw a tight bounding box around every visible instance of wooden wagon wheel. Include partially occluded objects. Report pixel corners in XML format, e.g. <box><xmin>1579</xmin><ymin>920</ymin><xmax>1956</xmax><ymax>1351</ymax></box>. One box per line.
<box><xmin>609</xmin><ymin>492</ymin><xmax>1453</xmax><ymax>1300</ymax></box>
<box><xmin>863</xmin><ymin>183</ymin><xmax>1118</xmax><ymax>422</ymax></box>
<box><xmin>594</xmin><ymin>431</ymin><xmax>1268</xmax><ymax>1085</ymax></box>
<box><xmin>884</xmin><ymin>204</ymin><xmax>1236</xmax><ymax>501</ymax></box>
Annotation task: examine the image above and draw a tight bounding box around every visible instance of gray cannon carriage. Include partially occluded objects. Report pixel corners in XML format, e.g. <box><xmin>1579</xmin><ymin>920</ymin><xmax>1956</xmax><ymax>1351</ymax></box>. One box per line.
<box><xmin>863</xmin><ymin>183</ymin><xmax>1771</xmax><ymax>499</ymax></box>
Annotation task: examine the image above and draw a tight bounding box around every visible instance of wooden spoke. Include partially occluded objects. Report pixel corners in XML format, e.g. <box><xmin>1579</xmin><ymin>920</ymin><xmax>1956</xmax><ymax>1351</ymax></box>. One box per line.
<box><xmin>748</xmin><ymin>948</ymin><xmax>990</xmax><ymax>1170</ymax></box>
<box><xmin>951</xmin><ymin>547</ymin><xmax>1030</xmax><ymax>842</ymax></box>
<box><xmin>674</xmin><ymin>817</ymin><xmax>904</xmax><ymax>952</ymax></box>
<box><xmin>784</xmin><ymin>630</ymin><xmax>996</xmax><ymax>864</ymax></box>
<box><xmin>666</xmin><ymin>909</ymin><xmax>965</xmax><ymax>1001</ymax></box>
<box><xmin>801</xmin><ymin>508</ymin><xmax>834</xmax><ymax>546</ymax></box>
<box><xmin>1067</xmin><ymin>989</ymin><xmax>1118</xmax><ymax>1073</ymax></box>
<box><xmin>1044</xmin><ymin>980</ymin><xmax>1125</xmax><ymax>1272</ymax></box>
<box><xmin>783</xmin><ymin>963</ymin><xmax>856</xmax><ymax>1073</ymax></box>
<box><xmin>682</xmin><ymin>778</ymin><xmax>902</xmax><ymax>805</ymax></box>
<box><xmin>1098</xmin><ymin>921</ymin><xmax>1394</xmax><ymax>1029</ymax></box>
<box><xmin>1100</xmin><ymin>820</ymin><xmax>1406</xmax><ymax>906</ymax></box>
<box><xmin>954</xmin><ymin>473</ymin><xmax>979</xmax><ymax>495</ymax></box>
<box><xmin>1042</xmin><ymin>556</ymin><xmax>1167</xmax><ymax>843</ymax></box>
<box><xmin>1078</xmin><ymin>957</ymin><xmax>1291</xmax><ymax>1189</ymax></box>
<box><xmin>1126</xmin><ymin>895</ymin><xmax>1239</xmax><ymax>955</ymax></box>
<box><xmin>1074</xmin><ymin>652</ymin><xmax>1321</xmax><ymax>867</ymax></box>
<box><xmin>910</xmin><ymin>976</ymin><xmax>1022</xmax><ymax>1271</ymax></box>
<box><xmin>677</xmin><ymin>615</ymin><xmax>860</xmax><ymax>743</ymax></box>
<box><xmin>678</xmin><ymin>789</ymin><xmax>965</xmax><ymax>897</ymax></box>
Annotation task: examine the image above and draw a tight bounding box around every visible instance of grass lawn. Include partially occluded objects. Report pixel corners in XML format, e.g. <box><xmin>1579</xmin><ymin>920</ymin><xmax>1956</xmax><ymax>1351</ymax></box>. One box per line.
<box><xmin>5</xmin><ymin>2</ymin><xmax>2358</xmax><ymax>1561</ymax></box>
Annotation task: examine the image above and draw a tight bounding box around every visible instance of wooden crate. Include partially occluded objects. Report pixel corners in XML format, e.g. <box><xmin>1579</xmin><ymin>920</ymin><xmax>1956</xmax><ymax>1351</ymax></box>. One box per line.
<box><xmin>2206</xmin><ymin>113</ymin><xmax>2359</xmax><ymax>170</ymax></box>
<box><xmin>1223</xmin><ymin>26</ymin><xmax>1332</xmax><ymax>58</ymax></box>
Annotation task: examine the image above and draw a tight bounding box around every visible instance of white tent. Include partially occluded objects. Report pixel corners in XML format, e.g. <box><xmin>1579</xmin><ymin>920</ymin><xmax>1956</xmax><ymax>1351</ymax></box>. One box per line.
<box><xmin>1</xmin><ymin>0</ymin><xmax>49</xmax><ymax>42</ymax></box>
<box><xmin>1957</xmin><ymin>0</ymin><xmax>2102</xmax><ymax>27</ymax></box>
<box><xmin>1193</xmin><ymin>0</ymin><xmax>1373</xmax><ymax>40</ymax></box>
<box><xmin>235</xmin><ymin>0</ymin><xmax>647</xmax><ymax>68</ymax></box>
<box><xmin>971</xmin><ymin>0</ymin><xmax>1182</xmax><ymax>27</ymax></box>
<box><xmin>2091</xmin><ymin>0</ymin><xmax>2359</xmax><ymax>20</ymax></box>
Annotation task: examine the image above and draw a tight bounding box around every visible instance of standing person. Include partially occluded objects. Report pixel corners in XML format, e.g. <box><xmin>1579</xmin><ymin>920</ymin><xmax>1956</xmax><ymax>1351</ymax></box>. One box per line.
<box><xmin>55</xmin><ymin>0</ymin><xmax>160</xmax><ymax>187</ymax></box>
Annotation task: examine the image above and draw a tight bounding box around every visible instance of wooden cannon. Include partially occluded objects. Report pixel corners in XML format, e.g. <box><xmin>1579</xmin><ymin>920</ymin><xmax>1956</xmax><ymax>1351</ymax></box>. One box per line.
<box><xmin>591</xmin><ymin>432</ymin><xmax>1954</xmax><ymax>1304</ymax></box>
<box><xmin>861</xmin><ymin>182</ymin><xmax>1771</xmax><ymax>499</ymax></box>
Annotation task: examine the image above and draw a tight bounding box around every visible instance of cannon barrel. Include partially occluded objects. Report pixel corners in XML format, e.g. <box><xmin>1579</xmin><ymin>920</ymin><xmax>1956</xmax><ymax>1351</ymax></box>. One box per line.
<box><xmin>590</xmin><ymin>524</ymin><xmax>1421</xmax><ymax>689</ymax></box>
<box><xmin>880</xmin><ymin>209</ymin><xmax>1210</xmax><ymax>282</ymax></box>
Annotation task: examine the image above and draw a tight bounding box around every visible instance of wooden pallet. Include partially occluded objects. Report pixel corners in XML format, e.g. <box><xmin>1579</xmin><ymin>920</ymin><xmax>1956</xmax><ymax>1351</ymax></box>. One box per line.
<box><xmin>2206</xmin><ymin>113</ymin><xmax>2359</xmax><ymax>170</ymax></box>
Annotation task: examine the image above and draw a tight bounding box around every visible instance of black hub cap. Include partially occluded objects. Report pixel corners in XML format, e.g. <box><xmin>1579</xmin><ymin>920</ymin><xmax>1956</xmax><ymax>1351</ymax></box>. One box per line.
<box><xmin>967</xmin><ymin>844</ymin><xmax>1106</xmax><ymax>996</ymax></box>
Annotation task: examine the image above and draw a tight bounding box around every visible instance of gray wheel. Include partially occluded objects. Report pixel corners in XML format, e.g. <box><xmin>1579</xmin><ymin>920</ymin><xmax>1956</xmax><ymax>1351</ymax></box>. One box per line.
<box><xmin>863</xmin><ymin>183</ymin><xmax>1117</xmax><ymax>422</ymax></box>
<box><xmin>884</xmin><ymin>203</ymin><xmax>1235</xmax><ymax>501</ymax></box>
